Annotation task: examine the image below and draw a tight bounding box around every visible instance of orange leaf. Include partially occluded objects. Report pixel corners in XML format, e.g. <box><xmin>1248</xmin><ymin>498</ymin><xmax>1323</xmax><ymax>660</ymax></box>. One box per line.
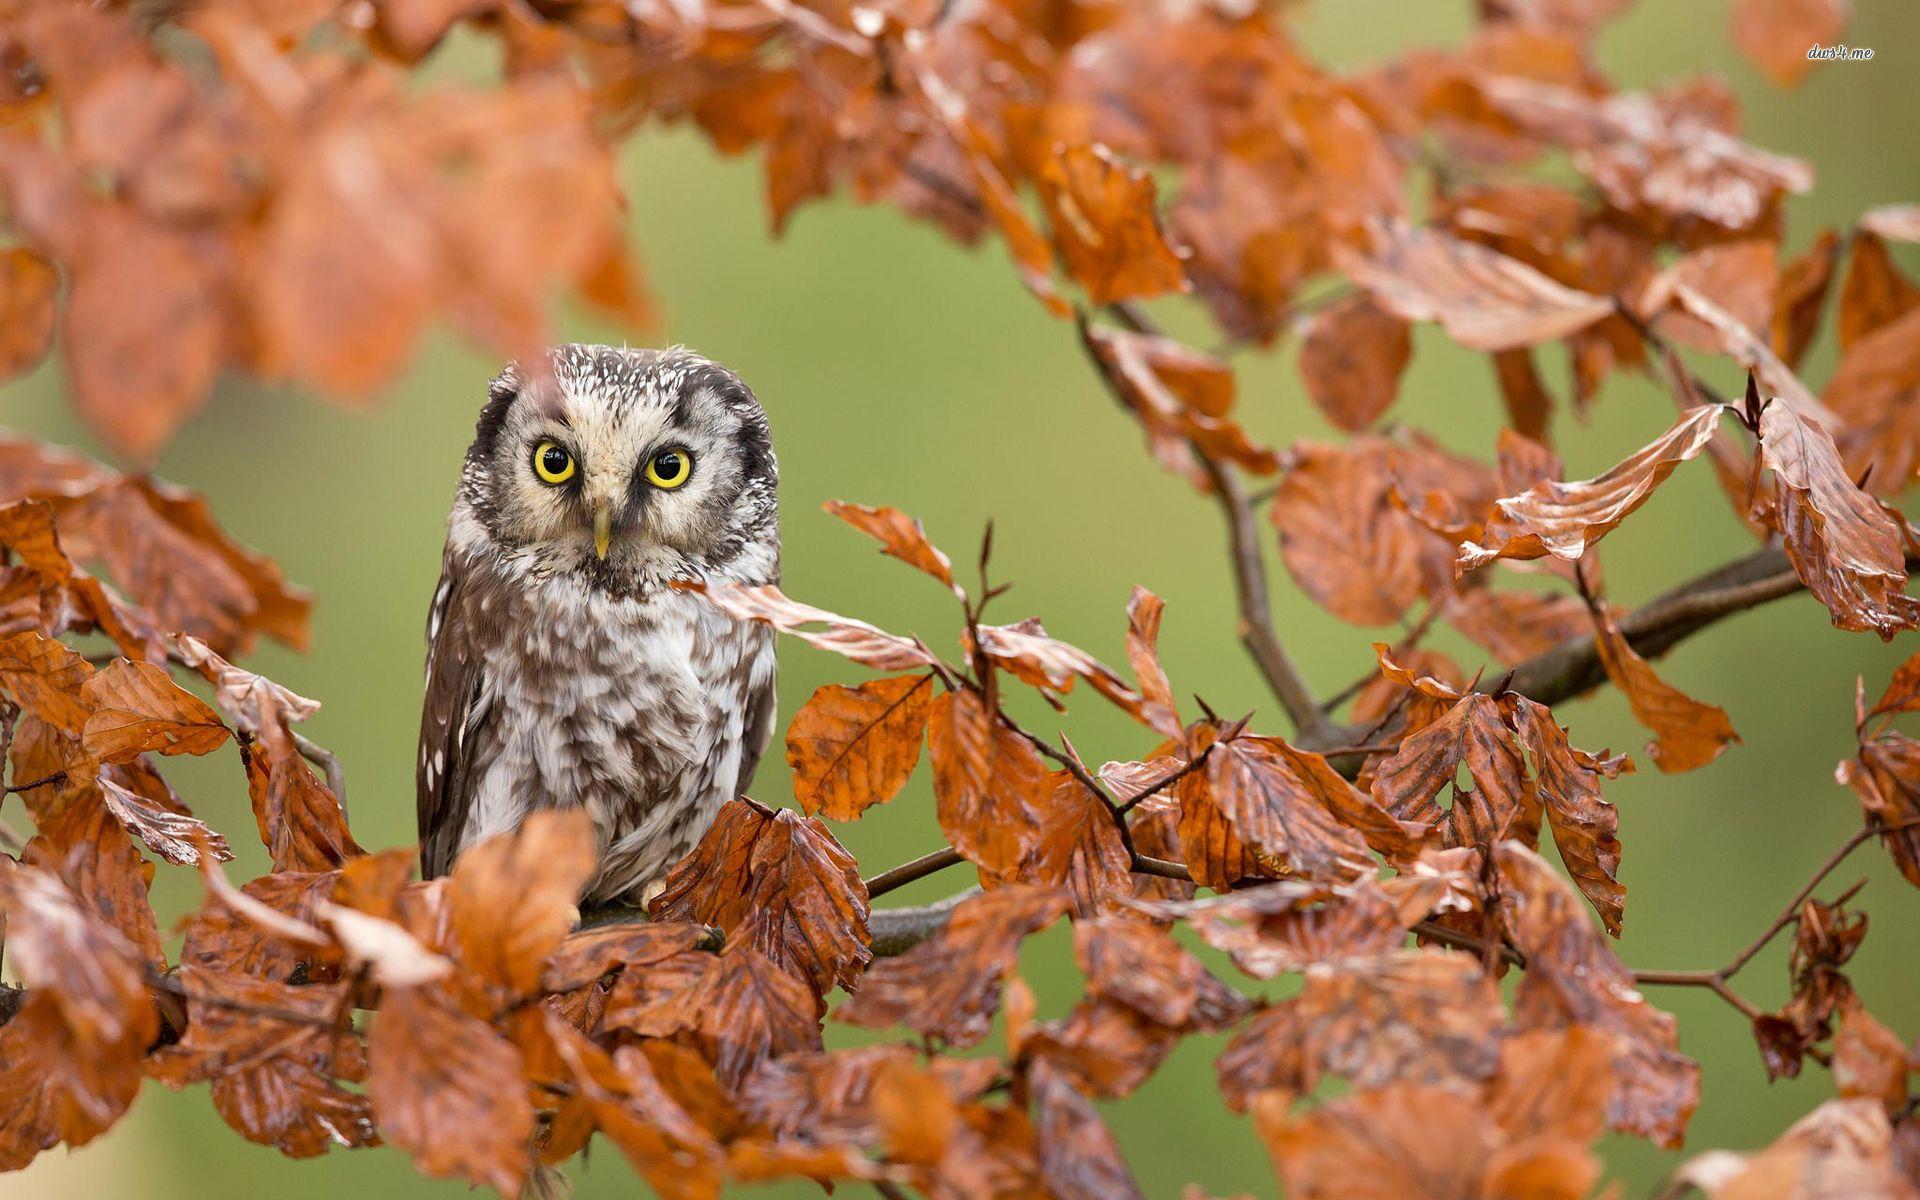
<box><xmin>926</xmin><ymin>688</ymin><xmax>1051</xmax><ymax>876</ymax></box>
<box><xmin>1759</xmin><ymin>398</ymin><xmax>1920</xmax><ymax>638</ymax></box>
<box><xmin>1297</xmin><ymin>292</ymin><xmax>1412</xmax><ymax>432</ymax></box>
<box><xmin>1339</xmin><ymin>220</ymin><xmax>1613</xmax><ymax>352</ymax></box>
<box><xmin>369</xmin><ymin>983</ymin><xmax>535</xmax><ymax>1194</ymax></box>
<box><xmin>785</xmin><ymin>674</ymin><xmax>932</xmax><ymax>820</ymax></box>
<box><xmin>1458</xmin><ymin>403</ymin><xmax>1725</xmax><ymax>573</ymax></box>
<box><xmin>0</xmin><ymin>246</ymin><xmax>57</xmax><ymax>383</ymax></box>
<box><xmin>1035</xmin><ymin>144</ymin><xmax>1186</xmax><ymax>307</ymax></box>
<box><xmin>448</xmin><ymin>808</ymin><xmax>598</xmax><ymax>997</ymax></box>
<box><xmin>1591</xmin><ymin>603</ymin><xmax>1739</xmax><ymax>773</ymax></box>
<box><xmin>80</xmin><ymin>658</ymin><xmax>229</xmax><ymax>763</ymax></box>
<box><xmin>822</xmin><ymin>501</ymin><xmax>960</xmax><ymax>594</ymax></box>
<box><xmin>649</xmin><ymin>799</ymin><xmax>870</xmax><ymax>997</ymax></box>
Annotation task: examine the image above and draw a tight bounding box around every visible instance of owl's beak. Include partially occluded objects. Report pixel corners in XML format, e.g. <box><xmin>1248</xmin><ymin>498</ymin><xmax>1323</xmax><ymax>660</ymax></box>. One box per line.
<box><xmin>591</xmin><ymin>502</ymin><xmax>613</xmax><ymax>560</ymax></box>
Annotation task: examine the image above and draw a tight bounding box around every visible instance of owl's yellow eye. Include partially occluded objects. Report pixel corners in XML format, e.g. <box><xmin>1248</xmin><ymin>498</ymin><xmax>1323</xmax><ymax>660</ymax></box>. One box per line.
<box><xmin>645</xmin><ymin>448</ymin><xmax>693</xmax><ymax>489</ymax></box>
<box><xmin>532</xmin><ymin>441</ymin><xmax>576</xmax><ymax>485</ymax></box>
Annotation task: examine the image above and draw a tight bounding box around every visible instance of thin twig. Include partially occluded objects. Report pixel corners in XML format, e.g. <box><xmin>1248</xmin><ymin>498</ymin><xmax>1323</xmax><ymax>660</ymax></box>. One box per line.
<box><xmin>865</xmin><ymin>847</ymin><xmax>965</xmax><ymax>900</ymax></box>
<box><xmin>293</xmin><ymin>732</ymin><xmax>347</xmax><ymax>814</ymax></box>
<box><xmin>1078</xmin><ymin>308</ymin><xmax>1330</xmax><ymax>740</ymax></box>
<box><xmin>1193</xmin><ymin>450</ymin><xmax>1334</xmax><ymax>741</ymax></box>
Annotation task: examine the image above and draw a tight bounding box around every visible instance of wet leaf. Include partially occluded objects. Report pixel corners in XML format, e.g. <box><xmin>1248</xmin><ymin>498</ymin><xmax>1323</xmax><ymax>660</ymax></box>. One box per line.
<box><xmin>1591</xmin><ymin>603</ymin><xmax>1740</xmax><ymax>773</ymax></box>
<box><xmin>651</xmin><ymin>799</ymin><xmax>870</xmax><ymax>997</ymax></box>
<box><xmin>1458</xmin><ymin>404</ymin><xmax>1725</xmax><ymax>572</ymax></box>
<box><xmin>1759</xmin><ymin>398</ymin><xmax>1920</xmax><ymax>638</ymax></box>
<box><xmin>1339</xmin><ymin>220</ymin><xmax>1614</xmax><ymax>352</ymax></box>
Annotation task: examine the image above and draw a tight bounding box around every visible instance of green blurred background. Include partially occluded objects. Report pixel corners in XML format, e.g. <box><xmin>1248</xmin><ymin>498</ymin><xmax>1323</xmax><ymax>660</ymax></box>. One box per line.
<box><xmin>8</xmin><ymin>2</ymin><xmax>1920</xmax><ymax>1195</ymax></box>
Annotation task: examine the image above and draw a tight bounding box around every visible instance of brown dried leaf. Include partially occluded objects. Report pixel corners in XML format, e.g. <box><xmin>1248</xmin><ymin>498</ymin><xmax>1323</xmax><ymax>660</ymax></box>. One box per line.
<box><xmin>786</xmin><ymin>674</ymin><xmax>932</xmax><ymax>822</ymax></box>
<box><xmin>1775</xmin><ymin>228</ymin><xmax>1841</xmax><ymax>368</ymax></box>
<box><xmin>1124</xmin><ymin>587</ymin><xmax>1181</xmax><ymax>737</ymax></box>
<box><xmin>822</xmin><ymin>500</ymin><xmax>960</xmax><ymax>594</ymax></box>
<box><xmin>1732</xmin><ymin>0</ymin><xmax>1852</xmax><ymax>89</ymax></box>
<box><xmin>1217</xmin><ymin>949</ymin><xmax>1503</xmax><ymax>1110</ymax></box>
<box><xmin>147</xmin><ymin>966</ymin><xmax>375</xmax><ymax>1158</ymax></box>
<box><xmin>1297</xmin><ymin>292</ymin><xmax>1412</xmax><ymax>432</ymax></box>
<box><xmin>1838</xmin><ymin>232</ymin><xmax>1920</xmax><ymax>351</ymax></box>
<box><xmin>0</xmin><ymin>630</ymin><xmax>95</xmax><ymax>733</ymax></box>
<box><xmin>1339</xmin><ymin>220</ymin><xmax>1614</xmax><ymax>352</ymax></box>
<box><xmin>1458</xmin><ymin>404</ymin><xmax>1725</xmax><ymax>572</ymax></box>
<box><xmin>1370</xmin><ymin>693</ymin><xmax>1537</xmax><ymax>847</ymax></box>
<box><xmin>1668</xmin><ymin>1098</ymin><xmax>1916</xmax><ymax>1199</ymax></box>
<box><xmin>689</xmin><ymin>581</ymin><xmax>937</xmax><ymax>670</ymax></box>
<box><xmin>836</xmin><ymin>885</ymin><xmax>1068</xmax><ymax>1049</ymax></box>
<box><xmin>1497</xmin><ymin>842</ymin><xmax>1700</xmax><ymax>1147</ymax></box>
<box><xmin>0</xmin><ymin>247</ymin><xmax>57</xmax><ymax>383</ymax></box>
<box><xmin>1591</xmin><ymin>603</ymin><xmax>1739</xmax><ymax>773</ymax></box>
<box><xmin>1029</xmin><ymin>1059</ymin><xmax>1148</xmax><ymax>1200</ymax></box>
<box><xmin>1074</xmin><ymin>917</ymin><xmax>1249</xmax><ymax>1033</ymax></box>
<box><xmin>1272</xmin><ymin>438</ymin><xmax>1442</xmax><ymax>627</ymax></box>
<box><xmin>613</xmin><ymin>943</ymin><xmax>824</xmax><ymax>1090</ymax></box>
<box><xmin>1504</xmin><ymin>695</ymin><xmax>1632</xmax><ymax>933</ymax></box>
<box><xmin>368</xmin><ymin>983</ymin><xmax>534</xmax><ymax>1195</ymax></box>
<box><xmin>927</xmin><ymin>688</ymin><xmax>1052</xmax><ymax>876</ymax></box>
<box><xmin>1759</xmin><ymin>398</ymin><xmax>1920</xmax><ymax>638</ymax></box>
<box><xmin>1837</xmin><ymin>730</ymin><xmax>1920</xmax><ymax>887</ymax></box>
<box><xmin>80</xmin><ymin>658</ymin><xmax>229</xmax><ymax>763</ymax></box>
<box><xmin>651</xmin><ymin>799</ymin><xmax>870</xmax><ymax>997</ymax></box>
<box><xmin>1036</xmin><ymin>144</ymin><xmax>1187</xmax><ymax>307</ymax></box>
<box><xmin>448</xmin><ymin>808</ymin><xmax>597</xmax><ymax>996</ymax></box>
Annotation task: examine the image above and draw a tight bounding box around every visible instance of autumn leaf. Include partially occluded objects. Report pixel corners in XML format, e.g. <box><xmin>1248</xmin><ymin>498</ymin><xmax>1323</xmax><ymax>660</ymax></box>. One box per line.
<box><xmin>1029</xmin><ymin>1059</ymin><xmax>1148</xmax><ymax>1200</ymax></box>
<box><xmin>1591</xmin><ymin>603</ymin><xmax>1740</xmax><ymax>773</ymax></box>
<box><xmin>1837</xmin><ymin>231</ymin><xmax>1919</xmax><ymax>351</ymax></box>
<box><xmin>926</xmin><ymin>688</ymin><xmax>1052</xmax><ymax>876</ymax></box>
<box><xmin>369</xmin><ymin>983</ymin><xmax>534</xmax><ymax>1195</ymax></box>
<box><xmin>1073</xmin><ymin>917</ymin><xmax>1249</xmax><ymax>1033</ymax></box>
<box><xmin>785</xmin><ymin>674</ymin><xmax>932</xmax><ymax>821</ymax></box>
<box><xmin>1298</xmin><ymin>292</ymin><xmax>1413</xmax><ymax>432</ymax></box>
<box><xmin>1666</xmin><ymin>1098</ymin><xmax>1914</xmax><ymax>1199</ymax></box>
<box><xmin>1123</xmin><ymin>587</ymin><xmax>1181</xmax><ymax>737</ymax></box>
<box><xmin>650</xmin><ymin>799</ymin><xmax>870</xmax><ymax>998</ymax></box>
<box><xmin>1497</xmin><ymin>842</ymin><xmax>1700</xmax><ymax>1147</ymax></box>
<box><xmin>1339</xmin><ymin>219</ymin><xmax>1614</xmax><ymax>352</ymax></box>
<box><xmin>1836</xmin><ymin>729</ymin><xmax>1920</xmax><ymax>887</ymax></box>
<box><xmin>1217</xmin><ymin>949</ymin><xmax>1503</xmax><ymax>1110</ymax></box>
<box><xmin>1035</xmin><ymin>143</ymin><xmax>1187</xmax><ymax>307</ymax></box>
<box><xmin>447</xmin><ymin>808</ymin><xmax>597</xmax><ymax>996</ymax></box>
<box><xmin>1271</xmin><ymin>438</ymin><xmax>1451</xmax><ymax>627</ymax></box>
<box><xmin>822</xmin><ymin>500</ymin><xmax>961</xmax><ymax>595</ymax></box>
<box><xmin>1370</xmin><ymin>692</ymin><xmax>1537</xmax><ymax>848</ymax></box>
<box><xmin>147</xmin><ymin>966</ymin><xmax>376</xmax><ymax>1158</ymax></box>
<box><xmin>688</xmin><ymin>581</ymin><xmax>938</xmax><ymax>670</ymax></box>
<box><xmin>1731</xmin><ymin>0</ymin><xmax>1852</xmax><ymax>89</ymax></box>
<box><xmin>80</xmin><ymin>658</ymin><xmax>229</xmax><ymax>763</ymax></box>
<box><xmin>1773</xmin><ymin>228</ymin><xmax>1839</xmax><ymax>368</ymax></box>
<box><xmin>1503</xmin><ymin>695</ymin><xmax>1632</xmax><ymax>934</ymax></box>
<box><xmin>837</xmin><ymin>885</ymin><xmax>1068</xmax><ymax>1049</ymax></box>
<box><xmin>0</xmin><ymin>247</ymin><xmax>57</xmax><ymax>383</ymax></box>
<box><xmin>0</xmin><ymin>630</ymin><xmax>96</xmax><ymax>734</ymax></box>
<box><xmin>611</xmin><ymin>942</ymin><xmax>824</xmax><ymax>1090</ymax></box>
<box><xmin>1458</xmin><ymin>404</ymin><xmax>1725</xmax><ymax>573</ymax></box>
<box><xmin>1758</xmin><ymin>397</ymin><xmax>1920</xmax><ymax>638</ymax></box>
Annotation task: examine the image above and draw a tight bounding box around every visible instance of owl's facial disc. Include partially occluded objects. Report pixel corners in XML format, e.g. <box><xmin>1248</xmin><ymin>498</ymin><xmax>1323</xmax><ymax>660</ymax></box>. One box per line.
<box><xmin>468</xmin><ymin>347</ymin><xmax>775</xmax><ymax>580</ymax></box>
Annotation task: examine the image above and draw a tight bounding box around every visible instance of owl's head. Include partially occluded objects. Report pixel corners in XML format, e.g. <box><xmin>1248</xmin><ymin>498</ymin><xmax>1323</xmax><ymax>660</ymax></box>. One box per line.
<box><xmin>458</xmin><ymin>345</ymin><xmax>777</xmax><ymax>582</ymax></box>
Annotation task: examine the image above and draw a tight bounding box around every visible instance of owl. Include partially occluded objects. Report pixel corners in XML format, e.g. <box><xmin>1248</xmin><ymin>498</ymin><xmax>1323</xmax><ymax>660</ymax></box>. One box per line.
<box><xmin>416</xmin><ymin>344</ymin><xmax>779</xmax><ymax>907</ymax></box>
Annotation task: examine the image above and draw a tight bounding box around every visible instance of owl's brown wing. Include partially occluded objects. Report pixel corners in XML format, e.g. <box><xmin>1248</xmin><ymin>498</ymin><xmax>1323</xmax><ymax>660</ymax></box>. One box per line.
<box><xmin>735</xmin><ymin>662</ymin><xmax>778</xmax><ymax>795</ymax></box>
<box><xmin>416</xmin><ymin>551</ymin><xmax>495</xmax><ymax>879</ymax></box>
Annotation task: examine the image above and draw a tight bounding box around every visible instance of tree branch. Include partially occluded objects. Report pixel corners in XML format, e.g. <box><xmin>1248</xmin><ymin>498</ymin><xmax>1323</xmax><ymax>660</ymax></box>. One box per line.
<box><xmin>1194</xmin><ymin>450</ymin><xmax>1333</xmax><ymax>741</ymax></box>
<box><xmin>1080</xmin><ymin>306</ymin><xmax>1331</xmax><ymax>741</ymax></box>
